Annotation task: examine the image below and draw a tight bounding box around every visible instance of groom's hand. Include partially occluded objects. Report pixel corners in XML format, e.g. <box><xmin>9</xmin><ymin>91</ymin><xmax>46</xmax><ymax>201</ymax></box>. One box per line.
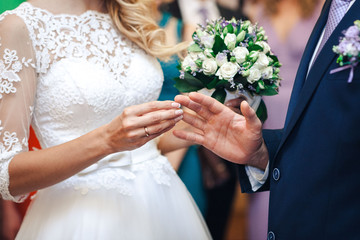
<box><xmin>174</xmin><ymin>92</ymin><xmax>269</xmax><ymax>170</ymax></box>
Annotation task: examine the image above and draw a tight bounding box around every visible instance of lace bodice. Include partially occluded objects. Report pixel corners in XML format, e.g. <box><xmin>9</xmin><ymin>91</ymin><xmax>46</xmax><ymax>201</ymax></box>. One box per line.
<box><xmin>0</xmin><ymin>3</ymin><xmax>167</xmax><ymax>202</ymax></box>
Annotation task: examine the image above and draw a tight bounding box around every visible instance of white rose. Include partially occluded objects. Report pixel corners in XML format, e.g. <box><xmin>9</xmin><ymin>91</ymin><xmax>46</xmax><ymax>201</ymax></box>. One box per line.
<box><xmin>253</xmin><ymin>52</ymin><xmax>269</xmax><ymax>69</ymax></box>
<box><xmin>257</xmin><ymin>41</ymin><xmax>271</xmax><ymax>53</ymax></box>
<box><xmin>233</xmin><ymin>47</ymin><xmax>249</xmax><ymax>64</ymax></box>
<box><xmin>202</xmin><ymin>58</ymin><xmax>218</xmax><ymax>75</ymax></box>
<box><xmin>198</xmin><ymin>52</ymin><xmax>206</xmax><ymax>60</ymax></box>
<box><xmin>247</xmin><ymin>26</ymin><xmax>254</xmax><ymax>34</ymax></box>
<box><xmin>345</xmin><ymin>43</ymin><xmax>359</xmax><ymax>56</ymax></box>
<box><xmin>190</xmin><ymin>52</ymin><xmax>206</xmax><ymax>61</ymax></box>
<box><xmin>247</xmin><ymin>67</ymin><xmax>261</xmax><ymax>83</ymax></box>
<box><xmin>224</xmin><ymin>33</ymin><xmax>237</xmax><ymax>50</ymax></box>
<box><xmin>216</xmin><ymin>52</ymin><xmax>228</xmax><ymax>66</ymax></box>
<box><xmin>237</xmin><ymin>30</ymin><xmax>246</xmax><ymax>42</ymax></box>
<box><xmin>204</xmin><ymin>49</ymin><xmax>214</xmax><ymax>58</ymax></box>
<box><xmin>200</xmin><ymin>33</ymin><xmax>215</xmax><ymax>49</ymax></box>
<box><xmin>182</xmin><ymin>55</ymin><xmax>198</xmax><ymax>72</ymax></box>
<box><xmin>262</xmin><ymin>66</ymin><xmax>273</xmax><ymax>79</ymax></box>
<box><xmin>216</xmin><ymin>62</ymin><xmax>240</xmax><ymax>80</ymax></box>
<box><xmin>248</xmin><ymin>51</ymin><xmax>259</xmax><ymax>62</ymax></box>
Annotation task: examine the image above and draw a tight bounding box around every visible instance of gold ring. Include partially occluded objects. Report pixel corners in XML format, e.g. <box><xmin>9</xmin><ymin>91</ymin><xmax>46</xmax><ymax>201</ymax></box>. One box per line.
<box><xmin>144</xmin><ymin>127</ymin><xmax>150</xmax><ymax>137</ymax></box>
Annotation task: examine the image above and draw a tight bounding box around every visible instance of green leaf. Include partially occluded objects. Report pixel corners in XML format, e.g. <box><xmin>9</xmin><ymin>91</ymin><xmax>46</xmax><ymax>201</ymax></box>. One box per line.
<box><xmin>212</xmin><ymin>35</ymin><xmax>227</xmax><ymax>55</ymax></box>
<box><xmin>174</xmin><ymin>80</ymin><xmax>203</xmax><ymax>92</ymax></box>
<box><xmin>188</xmin><ymin>43</ymin><xmax>203</xmax><ymax>52</ymax></box>
<box><xmin>226</xmin><ymin>23</ymin><xmax>234</xmax><ymax>34</ymax></box>
<box><xmin>248</xmin><ymin>44</ymin><xmax>263</xmax><ymax>52</ymax></box>
<box><xmin>215</xmin><ymin>80</ymin><xmax>230</xmax><ymax>88</ymax></box>
<box><xmin>173</xmin><ymin>72</ymin><xmax>205</xmax><ymax>92</ymax></box>
<box><xmin>195</xmin><ymin>72</ymin><xmax>214</xmax><ymax>86</ymax></box>
<box><xmin>260</xmin><ymin>86</ymin><xmax>278</xmax><ymax>96</ymax></box>
<box><xmin>211</xmin><ymin>88</ymin><xmax>226</xmax><ymax>103</ymax></box>
<box><xmin>223</xmin><ymin>27</ymin><xmax>228</xmax><ymax>36</ymax></box>
<box><xmin>258</xmin><ymin>80</ymin><xmax>265</xmax><ymax>89</ymax></box>
<box><xmin>206</xmin><ymin>77</ymin><xmax>219</xmax><ymax>89</ymax></box>
<box><xmin>256</xmin><ymin>100</ymin><xmax>268</xmax><ymax>123</ymax></box>
<box><xmin>273</xmin><ymin>62</ymin><xmax>282</xmax><ymax>68</ymax></box>
<box><xmin>269</xmin><ymin>55</ymin><xmax>279</xmax><ymax>63</ymax></box>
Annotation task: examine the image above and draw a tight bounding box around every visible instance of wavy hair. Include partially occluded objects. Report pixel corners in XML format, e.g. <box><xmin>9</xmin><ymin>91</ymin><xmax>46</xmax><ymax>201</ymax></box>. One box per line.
<box><xmin>104</xmin><ymin>0</ymin><xmax>188</xmax><ymax>61</ymax></box>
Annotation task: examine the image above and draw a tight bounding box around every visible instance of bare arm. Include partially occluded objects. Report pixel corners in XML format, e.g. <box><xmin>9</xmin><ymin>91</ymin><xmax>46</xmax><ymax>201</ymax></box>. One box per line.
<box><xmin>8</xmin><ymin>101</ymin><xmax>183</xmax><ymax>197</ymax></box>
<box><xmin>173</xmin><ymin>92</ymin><xmax>269</xmax><ymax>170</ymax></box>
<box><xmin>157</xmin><ymin>119</ymin><xmax>195</xmax><ymax>154</ymax></box>
<box><xmin>163</xmin><ymin>148</ymin><xmax>188</xmax><ymax>171</ymax></box>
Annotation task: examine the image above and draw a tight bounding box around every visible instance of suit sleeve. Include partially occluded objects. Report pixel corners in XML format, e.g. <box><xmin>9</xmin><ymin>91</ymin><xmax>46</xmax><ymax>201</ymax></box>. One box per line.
<box><xmin>238</xmin><ymin>129</ymin><xmax>283</xmax><ymax>193</ymax></box>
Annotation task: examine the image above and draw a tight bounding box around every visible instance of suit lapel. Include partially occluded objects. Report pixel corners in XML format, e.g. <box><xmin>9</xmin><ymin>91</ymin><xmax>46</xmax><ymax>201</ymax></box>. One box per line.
<box><xmin>275</xmin><ymin>0</ymin><xmax>360</xmax><ymax>158</ymax></box>
<box><xmin>283</xmin><ymin>0</ymin><xmax>331</xmax><ymax>128</ymax></box>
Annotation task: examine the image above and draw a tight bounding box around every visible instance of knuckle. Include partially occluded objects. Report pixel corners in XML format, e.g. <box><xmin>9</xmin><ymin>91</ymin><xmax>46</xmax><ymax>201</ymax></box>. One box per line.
<box><xmin>152</xmin><ymin>114</ymin><xmax>161</xmax><ymax>122</ymax></box>
<box><xmin>148</xmin><ymin>102</ymin><xmax>157</xmax><ymax>110</ymax></box>
<box><xmin>152</xmin><ymin>125</ymin><xmax>162</xmax><ymax>134</ymax></box>
<box><xmin>125</xmin><ymin>131</ymin><xmax>136</xmax><ymax>139</ymax></box>
<box><xmin>121</xmin><ymin>119</ymin><xmax>132</xmax><ymax>130</ymax></box>
<box><xmin>122</xmin><ymin>107</ymin><xmax>132</xmax><ymax>117</ymax></box>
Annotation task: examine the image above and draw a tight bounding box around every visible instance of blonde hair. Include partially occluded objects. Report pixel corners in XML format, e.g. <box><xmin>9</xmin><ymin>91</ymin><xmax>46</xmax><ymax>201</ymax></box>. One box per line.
<box><xmin>262</xmin><ymin>0</ymin><xmax>320</xmax><ymax>18</ymax></box>
<box><xmin>104</xmin><ymin>0</ymin><xmax>187</xmax><ymax>61</ymax></box>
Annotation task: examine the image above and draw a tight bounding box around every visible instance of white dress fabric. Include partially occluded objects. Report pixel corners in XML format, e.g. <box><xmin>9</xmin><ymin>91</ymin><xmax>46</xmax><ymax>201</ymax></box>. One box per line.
<box><xmin>0</xmin><ymin>3</ymin><xmax>211</xmax><ymax>239</ymax></box>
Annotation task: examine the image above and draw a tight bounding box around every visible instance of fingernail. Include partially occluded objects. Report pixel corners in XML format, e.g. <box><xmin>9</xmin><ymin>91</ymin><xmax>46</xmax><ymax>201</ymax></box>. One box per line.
<box><xmin>174</xmin><ymin>115</ymin><xmax>183</xmax><ymax>122</ymax></box>
<box><xmin>172</xmin><ymin>102</ymin><xmax>181</xmax><ymax>108</ymax></box>
<box><xmin>175</xmin><ymin>109</ymin><xmax>183</xmax><ymax>115</ymax></box>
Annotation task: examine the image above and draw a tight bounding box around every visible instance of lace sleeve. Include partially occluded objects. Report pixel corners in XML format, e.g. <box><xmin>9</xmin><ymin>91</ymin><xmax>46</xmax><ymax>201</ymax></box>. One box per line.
<box><xmin>0</xmin><ymin>13</ymin><xmax>37</xmax><ymax>202</ymax></box>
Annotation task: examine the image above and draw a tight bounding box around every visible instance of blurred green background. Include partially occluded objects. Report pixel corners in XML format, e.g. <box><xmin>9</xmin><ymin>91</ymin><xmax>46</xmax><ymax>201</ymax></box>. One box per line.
<box><xmin>0</xmin><ymin>0</ymin><xmax>25</xmax><ymax>14</ymax></box>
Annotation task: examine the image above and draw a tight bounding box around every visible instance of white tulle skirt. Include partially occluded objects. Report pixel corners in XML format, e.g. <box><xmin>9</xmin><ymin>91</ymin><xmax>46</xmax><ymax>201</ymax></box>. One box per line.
<box><xmin>15</xmin><ymin>156</ymin><xmax>211</xmax><ymax>240</ymax></box>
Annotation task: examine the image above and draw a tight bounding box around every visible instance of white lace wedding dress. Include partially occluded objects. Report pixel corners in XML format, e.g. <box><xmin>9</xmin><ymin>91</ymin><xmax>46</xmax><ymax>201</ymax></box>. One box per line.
<box><xmin>0</xmin><ymin>3</ymin><xmax>211</xmax><ymax>239</ymax></box>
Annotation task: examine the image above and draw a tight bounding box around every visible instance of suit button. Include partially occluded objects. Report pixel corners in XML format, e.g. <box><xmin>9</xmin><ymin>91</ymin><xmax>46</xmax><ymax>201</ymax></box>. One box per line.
<box><xmin>267</xmin><ymin>231</ymin><xmax>275</xmax><ymax>240</ymax></box>
<box><xmin>273</xmin><ymin>168</ymin><xmax>280</xmax><ymax>181</ymax></box>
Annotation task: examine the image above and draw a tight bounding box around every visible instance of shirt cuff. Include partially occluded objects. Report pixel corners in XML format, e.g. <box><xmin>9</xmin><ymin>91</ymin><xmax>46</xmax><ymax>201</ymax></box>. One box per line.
<box><xmin>245</xmin><ymin>162</ymin><xmax>269</xmax><ymax>192</ymax></box>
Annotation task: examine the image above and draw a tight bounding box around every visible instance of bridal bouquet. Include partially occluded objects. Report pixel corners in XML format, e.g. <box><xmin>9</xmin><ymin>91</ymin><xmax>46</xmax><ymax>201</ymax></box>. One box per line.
<box><xmin>174</xmin><ymin>18</ymin><xmax>281</xmax><ymax>122</ymax></box>
<box><xmin>331</xmin><ymin>20</ymin><xmax>360</xmax><ymax>83</ymax></box>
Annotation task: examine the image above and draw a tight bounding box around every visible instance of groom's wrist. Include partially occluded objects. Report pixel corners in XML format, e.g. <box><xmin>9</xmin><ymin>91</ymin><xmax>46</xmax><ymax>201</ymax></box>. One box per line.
<box><xmin>247</xmin><ymin>139</ymin><xmax>269</xmax><ymax>171</ymax></box>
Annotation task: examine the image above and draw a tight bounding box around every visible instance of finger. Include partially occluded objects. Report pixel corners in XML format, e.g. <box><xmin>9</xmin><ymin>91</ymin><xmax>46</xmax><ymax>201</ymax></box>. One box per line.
<box><xmin>175</xmin><ymin>94</ymin><xmax>212</xmax><ymax>120</ymax></box>
<box><xmin>225</xmin><ymin>97</ymin><xmax>246</xmax><ymax>109</ymax></box>
<box><xmin>241</xmin><ymin>100</ymin><xmax>262</xmax><ymax>131</ymax></box>
<box><xmin>144</xmin><ymin>115</ymin><xmax>183</xmax><ymax>136</ymax></box>
<box><xmin>188</xmin><ymin>92</ymin><xmax>228</xmax><ymax>115</ymax></box>
<box><xmin>227</xmin><ymin>106</ymin><xmax>241</xmax><ymax>114</ymax></box>
<box><xmin>125</xmin><ymin>108</ymin><xmax>183</xmax><ymax>129</ymax></box>
<box><xmin>173</xmin><ymin>129</ymin><xmax>205</xmax><ymax>145</ymax></box>
<box><xmin>182</xmin><ymin>111</ymin><xmax>206</xmax><ymax>131</ymax></box>
<box><xmin>124</xmin><ymin>101</ymin><xmax>181</xmax><ymax>117</ymax></box>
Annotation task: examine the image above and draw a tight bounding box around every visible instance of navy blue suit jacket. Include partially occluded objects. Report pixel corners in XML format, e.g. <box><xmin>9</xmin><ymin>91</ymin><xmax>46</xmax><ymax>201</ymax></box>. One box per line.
<box><xmin>238</xmin><ymin>0</ymin><xmax>360</xmax><ymax>239</ymax></box>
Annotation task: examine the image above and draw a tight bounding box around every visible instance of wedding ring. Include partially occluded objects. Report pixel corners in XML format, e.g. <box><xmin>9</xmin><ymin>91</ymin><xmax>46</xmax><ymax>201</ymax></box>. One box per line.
<box><xmin>144</xmin><ymin>127</ymin><xmax>150</xmax><ymax>137</ymax></box>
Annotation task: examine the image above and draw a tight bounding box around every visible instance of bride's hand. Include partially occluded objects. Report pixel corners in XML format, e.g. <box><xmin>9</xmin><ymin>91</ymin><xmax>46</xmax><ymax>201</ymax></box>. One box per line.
<box><xmin>104</xmin><ymin>101</ymin><xmax>183</xmax><ymax>152</ymax></box>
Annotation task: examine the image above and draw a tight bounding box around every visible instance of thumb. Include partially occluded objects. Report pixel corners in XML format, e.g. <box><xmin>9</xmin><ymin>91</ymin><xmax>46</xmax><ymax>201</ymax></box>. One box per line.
<box><xmin>241</xmin><ymin>100</ymin><xmax>261</xmax><ymax>130</ymax></box>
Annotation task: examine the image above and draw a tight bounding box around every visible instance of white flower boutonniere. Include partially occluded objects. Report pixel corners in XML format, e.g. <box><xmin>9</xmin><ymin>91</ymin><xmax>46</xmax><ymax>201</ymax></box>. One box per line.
<box><xmin>331</xmin><ymin>20</ymin><xmax>360</xmax><ymax>83</ymax></box>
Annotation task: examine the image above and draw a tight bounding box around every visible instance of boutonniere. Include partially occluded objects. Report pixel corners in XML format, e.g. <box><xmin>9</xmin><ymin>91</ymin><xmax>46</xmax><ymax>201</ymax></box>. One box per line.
<box><xmin>331</xmin><ymin>20</ymin><xmax>360</xmax><ymax>83</ymax></box>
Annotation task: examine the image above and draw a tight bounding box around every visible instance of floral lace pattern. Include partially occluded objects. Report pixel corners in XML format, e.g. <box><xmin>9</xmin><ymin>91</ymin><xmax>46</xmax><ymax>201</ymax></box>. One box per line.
<box><xmin>0</xmin><ymin>121</ymin><xmax>29</xmax><ymax>202</ymax></box>
<box><xmin>0</xmin><ymin>39</ymin><xmax>35</xmax><ymax>99</ymax></box>
<box><xmin>11</xmin><ymin>2</ymin><xmax>134</xmax><ymax>83</ymax></box>
<box><xmin>0</xmin><ymin>3</ymin><xmax>165</xmax><ymax>200</ymax></box>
